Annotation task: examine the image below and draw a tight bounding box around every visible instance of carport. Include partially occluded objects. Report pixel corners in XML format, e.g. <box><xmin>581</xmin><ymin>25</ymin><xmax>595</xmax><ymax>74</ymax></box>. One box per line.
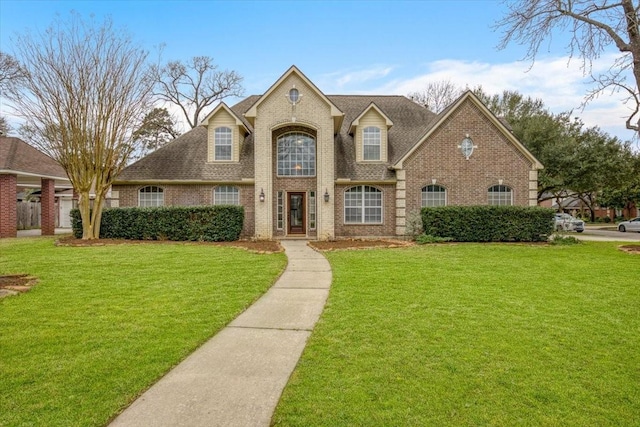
<box><xmin>0</xmin><ymin>136</ymin><xmax>72</xmax><ymax>238</ymax></box>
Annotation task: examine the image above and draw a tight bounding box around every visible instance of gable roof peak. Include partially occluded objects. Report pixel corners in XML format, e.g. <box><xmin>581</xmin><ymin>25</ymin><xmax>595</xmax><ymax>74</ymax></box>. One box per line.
<box><xmin>243</xmin><ymin>65</ymin><xmax>344</xmax><ymax>131</ymax></box>
<box><xmin>394</xmin><ymin>90</ymin><xmax>543</xmax><ymax>170</ymax></box>
<box><xmin>199</xmin><ymin>101</ymin><xmax>249</xmax><ymax>134</ymax></box>
<box><xmin>349</xmin><ymin>102</ymin><xmax>394</xmax><ymax>134</ymax></box>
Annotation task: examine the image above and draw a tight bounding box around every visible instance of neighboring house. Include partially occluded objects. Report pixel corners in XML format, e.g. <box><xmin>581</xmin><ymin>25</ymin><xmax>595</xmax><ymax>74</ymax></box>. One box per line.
<box><xmin>16</xmin><ymin>188</ymin><xmax>74</xmax><ymax>229</ymax></box>
<box><xmin>113</xmin><ymin>66</ymin><xmax>543</xmax><ymax>240</ymax></box>
<box><xmin>0</xmin><ymin>136</ymin><xmax>72</xmax><ymax>238</ymax></box>
<box><xmin>540</xmin><ymin>194</ymin><xmax>638</xmax><ymax>220</ymax></box>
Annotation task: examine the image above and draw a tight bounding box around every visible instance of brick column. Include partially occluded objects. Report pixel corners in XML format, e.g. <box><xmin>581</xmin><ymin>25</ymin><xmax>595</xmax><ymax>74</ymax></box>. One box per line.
<box><xmin>41</xmin><ymin>178</ymin><xmax>56</xmax><ymax>235</ymax></box>
<box><xmin>0</xmin><ymin>174</ymin><xmax>17</xmax><ymax>238</ymax></box>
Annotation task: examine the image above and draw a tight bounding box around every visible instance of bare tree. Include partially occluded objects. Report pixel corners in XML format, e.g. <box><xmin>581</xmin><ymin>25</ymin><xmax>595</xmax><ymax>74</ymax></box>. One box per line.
<box><xmin>407</xmin><ymin>80</ymin><xmax>463</xmax><ymax>113</ymax></box>
<box><xmin>8</xmin><ymin>13</ymin><xmax>154</xmax><ymax>239</ymax></box>
<box><xmin>496</xmin><ymin>0</ymin><xmax>640</xmax><ymax>134</ymax></box>
<box><xmin>152</xmin><ymin>56</ymin><xmax>244</xmax><ymax>129</ymax></box>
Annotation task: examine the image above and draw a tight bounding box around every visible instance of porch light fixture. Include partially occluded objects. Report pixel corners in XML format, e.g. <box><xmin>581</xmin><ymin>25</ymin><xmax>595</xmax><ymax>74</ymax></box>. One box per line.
<box><xmin>324</xmin><ymin>189</ymin><xmax>330</xmax><ymax>202</ymax></box>
<box><xmin>259</xmin><ymin>188</ymin><xmax>265</xmax><ymax>202</ymax></box>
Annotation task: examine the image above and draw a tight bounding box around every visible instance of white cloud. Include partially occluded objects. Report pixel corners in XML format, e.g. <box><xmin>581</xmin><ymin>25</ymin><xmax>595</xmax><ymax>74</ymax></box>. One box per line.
<box><xmin>333</xmin><ymin>55</ymin><xmax>636</xmax><ymax>141</ymax></box>
<box><xmin>318</xmin><ymin>65</ymin><xmax>396</xmax><ymax>92</ymax></box>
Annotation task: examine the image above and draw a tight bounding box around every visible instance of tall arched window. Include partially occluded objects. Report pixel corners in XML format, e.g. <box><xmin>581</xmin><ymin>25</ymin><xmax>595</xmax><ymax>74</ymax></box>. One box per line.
<box><xmin>363</xmin><ymin>126</ymin><xmax>381</xmax><ymax>161</ymax></box>
<box><xmin>139</xmin><ymin>186</ymin><xmax>164</xmax><ymax>207</ymax></box>
<box><xmin>213</xmin><ymin>186</ymin><xmax>239</xmax><ymax>205</ymax></box>
<box><xmin>344</xmin><ymin>185</ymin><xmax>383</xmax><ymax>224</ymax></box>
<box><xmin>214</xmin><ymin>127</ymin><xmax>232</xmax><ymax>161</ymax></box>
<box><xmin>488</xmin><ymin>185</ymin><xmax>512</xmax><ymax>206</ymax></box>
<box><xmin>277</xmin><ymin>132</ymin><xmax>316</xmax><ymax>176</ymax></box>
<box><xmin>421</xmin><ymin>185</ymin><xmax>446</xmax><ymax>207</ymax></box>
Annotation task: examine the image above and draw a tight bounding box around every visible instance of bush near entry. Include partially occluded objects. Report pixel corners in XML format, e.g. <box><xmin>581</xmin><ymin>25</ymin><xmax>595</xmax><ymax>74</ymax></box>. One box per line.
<box><xmin>421</xmin><ymin>206</ymin><xmax>554</xmax><ymax>242</ymax></box>
<box><xmin>71</xmin><ymin>205</ymin><xmax>244</xmax><ymax>241</ymax></box>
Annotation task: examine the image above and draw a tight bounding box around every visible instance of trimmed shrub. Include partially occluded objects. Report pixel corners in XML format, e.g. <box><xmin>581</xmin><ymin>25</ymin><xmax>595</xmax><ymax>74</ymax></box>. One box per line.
<box><xmin>421</xmin><ymin>206</ymin><xmax>554</xmax><ymax>242</ymax></box>
<box><xmin>550</xmin><ymin>234</ymin><xmax>582</xmax><ymax>245</ymax></box>
<box><xmin>71</xmin><ymin>205</ymin><xmax>244</xmax><ymax>241</ymax></box>
<box><xmin>415</xmin><ymin>234</ymin><xmax>453</xmax><ymax>245</ymax></box>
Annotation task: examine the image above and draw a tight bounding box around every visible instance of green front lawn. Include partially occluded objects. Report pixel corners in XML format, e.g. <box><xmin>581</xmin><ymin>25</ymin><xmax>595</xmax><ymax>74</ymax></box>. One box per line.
<box><xmin>273</xmin><ymin>242</ymin><xmax>640</xmax><ymax>426</ymax></box>
<box><xmin>0</xmin><ymin>237</ymin><xmax>286</xmax><ymax>427</ymax></box>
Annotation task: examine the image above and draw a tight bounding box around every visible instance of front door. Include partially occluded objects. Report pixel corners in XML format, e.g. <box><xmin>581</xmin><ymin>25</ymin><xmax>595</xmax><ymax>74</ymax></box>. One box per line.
<box><xmin>287</xmin><ymin>192</ymin><xmax>306</xmax><ymax>235</ymax></box>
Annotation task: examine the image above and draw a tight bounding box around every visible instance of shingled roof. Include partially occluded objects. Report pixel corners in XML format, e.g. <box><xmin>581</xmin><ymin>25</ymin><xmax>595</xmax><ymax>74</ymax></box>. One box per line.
<box><xmin>328</xmin><ymin>95</ymin><xmax>437</xmax><ymax>181</ymax></box>
<box><xmin>115</xmin><ymin>95</ymin><xmax>438</xmax><ymax>183</ymax></box>
<box><xmin>0</xmin><ymin>136</ymin><xmax>68</xmax><ymax>179</ymax></box>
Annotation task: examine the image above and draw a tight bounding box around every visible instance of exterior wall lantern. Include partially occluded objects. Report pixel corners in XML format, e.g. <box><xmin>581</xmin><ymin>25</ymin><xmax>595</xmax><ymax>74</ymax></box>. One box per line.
<box><xmin>259</xmin><ymin>188</ymin><xmax>265</xmax><ymax>202</ymax></box>
<box><xmin>324</xmin><ymin>189</ymin><xmax>330</xmax><ymax>202</ymax></box>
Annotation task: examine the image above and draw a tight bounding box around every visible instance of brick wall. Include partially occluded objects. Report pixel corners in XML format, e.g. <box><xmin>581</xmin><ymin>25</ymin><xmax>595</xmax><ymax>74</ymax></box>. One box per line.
<box><xmin>334</xmin><ymin>183</ymin><xmax>396</xmax><ymax>238</ymax></box>
<box><xmin>40</xmin><ymin>178</ymin><xmax>56</xmax><ymax>235</ymax></box>
<box><xmin>252</xmin><ymin>72</ymin><xmax>335</xmax><ymax>239</ymax></box>
<box><xmin>0</xmin><ymin>174</ymin><xmax>17</xmax><ymax>238</ymax></box>
<box><xmin>112</xmin><ymin>183</ymin><xmax>256</xmax><ymax>238</ymax></box>
<box><xmin>400</xmin><ymin>99</ymin><xmax>535</xmax><ymax>235</ymax></box>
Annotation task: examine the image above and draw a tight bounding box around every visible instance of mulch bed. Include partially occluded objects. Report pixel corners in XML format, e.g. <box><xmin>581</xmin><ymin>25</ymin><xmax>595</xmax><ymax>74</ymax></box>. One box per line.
<box><xmin>54</xmin><ymin>236</ymin><xmax>416</xmax><ymax>253</ymax></box>
<box><xmin>309</xmin><ymin>239</ymin><xmax>413</xmax><ymax>251</ymax></box>
<box><xmin>619</xmin><ymin>245</ymin><xmax>640</xmax><ymax>254</ymax></box>
<box><xmin>0</xmin><ymin>274</ymin><xmax>38</xmax><ymax>298</ymax></box>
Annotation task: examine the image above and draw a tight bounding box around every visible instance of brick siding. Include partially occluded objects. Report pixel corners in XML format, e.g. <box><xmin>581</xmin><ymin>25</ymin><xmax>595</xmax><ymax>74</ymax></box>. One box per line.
<box><xmin>334</xmin><ymin>183</ymin><xmax>397</xmax><ymax>238</ymax></box>
<box><xmin>112</xmin><ymin>184</ymin><xmax>256</xmax><ymax>238</ymax></box>
<box><xmin>402</xmin><ymin>99</ymin><xmax>534</xmax><ymax>229</ymax></box>
<box><xmin>0</xmin><ymin>174</ymin><xmax>17</xmax><ymax>238</ymax></box>
<box><xmin>40</xmin><ymin>178</ymin><xmax>56</xmax><ymax>235</ymax></box>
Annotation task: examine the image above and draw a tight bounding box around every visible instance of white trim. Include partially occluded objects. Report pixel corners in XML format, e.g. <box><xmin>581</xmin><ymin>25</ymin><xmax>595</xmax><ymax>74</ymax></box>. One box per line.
<box><xmin>343</xmin><ymin>185</ymin><xmax>384</xmax><ymax>224</ymax></box>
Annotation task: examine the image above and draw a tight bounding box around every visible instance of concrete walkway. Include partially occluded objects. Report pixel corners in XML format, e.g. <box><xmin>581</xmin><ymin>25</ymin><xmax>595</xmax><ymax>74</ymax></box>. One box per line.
<box><xmin>109</xmin><ymin>240</ymin><xmax>331</xmax><ymax>427</ymax></box>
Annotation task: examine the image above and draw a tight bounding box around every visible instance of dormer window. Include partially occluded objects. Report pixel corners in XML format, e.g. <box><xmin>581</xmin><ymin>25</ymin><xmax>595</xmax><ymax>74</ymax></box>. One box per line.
<box><xmin>363</xmin><ymin>126</ymin><xmax>381</xmax><ymax>161</ymax></box>
<box><xmin>214</xmin><ymin>127</ymin><xmax>232</xmax><ymax>161</ymax></box>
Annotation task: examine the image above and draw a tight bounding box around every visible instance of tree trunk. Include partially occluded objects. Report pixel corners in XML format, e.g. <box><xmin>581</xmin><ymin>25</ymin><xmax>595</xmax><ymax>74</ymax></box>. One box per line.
<box><xmin>78</xmin><ymin>191</ymin><xmax>93</xmax><ymax>240</ymax></box>
<box><xmin>90</xmin><ymin>191</ymin><xmax>106</xmax><ymax>239</ymax></box>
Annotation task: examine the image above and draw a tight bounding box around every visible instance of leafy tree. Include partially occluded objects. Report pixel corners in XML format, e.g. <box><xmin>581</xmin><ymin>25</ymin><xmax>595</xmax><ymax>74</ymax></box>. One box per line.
<box><xmin>152</xmin><ymin>56</ymin><xmax>243</xmax><ymax>129</ymax></box>
<box><xmin>496</xmin><ymin>0</ymin><xmax>640</xmax><ymax>134</ymax></box>
<box><xmin>407</xmin><ymin>80</ymin><xmax>463</xmax><ymax>113</ymax></box>
<box><xmin>565</xmin><ymin>126</ymin><xmax>633</xmax><ymax>220</ymax></box>
<box><xmin>0</xmin><ymin>51</ymin><xmax>25</xmax><ymax>94</ymax></box>
<box><xmin>597</xmin><ymin>148</ymin><xmax>640</xmax><ymax>218</ymax></box>
<box><xmin>472</xmin><ymin>88</ymin><xmax>579</xmax><ymax>202</ymax></box>
<box><xmin>0</xmin><ymin>116</ymin><xmax>10</xmax><ymax>135</ymax></box>
<box><xmin>131</xmin><ymin>107</ymin><xmax>180</xmax><ymax>160</ymax></box>
<box><xmin>8</xmin><ymin>13</ymin><xmax>154</xmax><ymax>239</ymax></box>
<box><xmin>0</xmin><ymin>52</ymin><xmax>26</xmax><ymax>136</ymax></box>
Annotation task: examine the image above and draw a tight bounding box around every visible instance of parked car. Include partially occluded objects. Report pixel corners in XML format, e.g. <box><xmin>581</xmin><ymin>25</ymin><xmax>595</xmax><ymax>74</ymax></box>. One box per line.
<box><xmin>554</xmin><ymin>213</ymin><xmax>585</xmax><ymax>232</ymax></box>
<box><xmin>617</xmin><ymin>217</ymin><xmax>640</xmax><ymax>232</ymax></box>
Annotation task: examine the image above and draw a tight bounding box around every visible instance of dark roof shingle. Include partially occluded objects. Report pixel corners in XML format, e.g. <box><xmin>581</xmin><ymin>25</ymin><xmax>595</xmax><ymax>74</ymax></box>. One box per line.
<box><xmin>0</xmin><ymin>136</ymin><xmax>68</xmax><ymax>179</ymax></box>
<box><xmin>115</xmin><ymin>95</ymin><xmax>438</xmax><ymax>183</ymax></box>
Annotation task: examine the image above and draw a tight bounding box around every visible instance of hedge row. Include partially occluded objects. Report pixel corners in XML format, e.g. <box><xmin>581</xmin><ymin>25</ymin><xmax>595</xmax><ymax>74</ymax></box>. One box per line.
<box><xmin>421</xmin><ymin>206</ymin><xmax>555</xmax><ymax>242</ymax></box>
<box><xmin>71</xmin><ymin>205</ymin><xmax>244</xmax><ymax>241</ymax></box>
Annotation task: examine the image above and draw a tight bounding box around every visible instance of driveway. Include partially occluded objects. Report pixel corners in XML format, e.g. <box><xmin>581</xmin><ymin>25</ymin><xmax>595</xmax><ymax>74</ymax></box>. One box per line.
<box><xmin>577</xmin><ymin>227</ymin><xmax>640</xmax><ymax>242</ymax></box>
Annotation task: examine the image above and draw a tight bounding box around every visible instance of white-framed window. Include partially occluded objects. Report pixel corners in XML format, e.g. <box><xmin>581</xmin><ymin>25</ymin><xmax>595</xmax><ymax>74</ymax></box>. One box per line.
<box><xmin>488</xmin><ymin>185</ymin><xmax>513</xmax><ymax>206</ymax></box>
<box><xmin>363</xmin><ymin>126</ymin><xmax>381</xmax><ymax>161</ymax></box>
<box><xmin>139</xmin><ymin>185</ymin><xmax>164</xmax><ymax>207</ymax></box>
<box><xmin>344</xmin><ymin>185</ymin><xmax>383</xmax><ymax>224</ymax></box>
<box><xmin>277</xmin><ymin>132</ymin><xmax>316</xmax><ymax>176</ymax></box>
<box><xmin>277</xmin><ymin>191</ymin><xmax>284</xmax><ymax>230</ymax></box>
<box><xmin>213</xmin><ymin>186</ymin><xmax>239</xmax><ymax>205</ymax></box>
<box><xmin>421</xmin><ymin>185</ymin><xmax>447</xmax><ymax>207</ymax></box>
<box><xmin>214</xmin><ymin>127</ymin><xmax>232</xmax><ymax>161</ymax></box>
<box><xmin>309</xmin><ymin>191</ymin><xmax>316</xmax><ymax>230</ymax></box>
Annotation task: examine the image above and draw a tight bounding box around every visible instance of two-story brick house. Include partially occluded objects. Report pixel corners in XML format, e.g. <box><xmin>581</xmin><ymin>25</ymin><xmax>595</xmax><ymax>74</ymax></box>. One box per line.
<box><xmin>113</xmin><ymin>66</ymin><xmax>543</xmax><ymax>240</ymax></box>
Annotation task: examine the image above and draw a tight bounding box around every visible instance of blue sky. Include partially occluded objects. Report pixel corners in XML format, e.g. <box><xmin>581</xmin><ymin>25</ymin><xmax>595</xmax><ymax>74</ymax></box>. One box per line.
<box><xmin>0</xmin><ymin>0</ymin><xmax>634</xmax><ymax>141</ymax></box>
